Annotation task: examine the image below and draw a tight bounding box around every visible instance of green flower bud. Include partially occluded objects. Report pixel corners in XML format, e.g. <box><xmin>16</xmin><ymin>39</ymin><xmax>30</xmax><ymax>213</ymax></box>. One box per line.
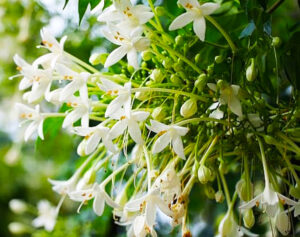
<box><xmin>263</xmin><ymin>135</ymin><xmax>278</xmax><ymax>145</ymax></box>
<box><xmin>170</xmin><ymin>74</ymin><xmax>182</xmax><ymax>84</ymax></box>
<box><xmin>175</xmin><ymin>35</ymin><xmax>184</xmax><ymax>46</ymax></box>
<box><xmin>155</xmin><ymin>6</ymin><xmax>165</xmax><ymax>16</ymax></box>
<box><xmin>243</xmin><ymin>209</ymin><xmax>255</xmax><ymax>229</ymax></box>
<box><xmin>8</xmin><ymin>222</ymin><xmax>29</xmax><ymax>235</ymax></box>
<box><xmin>89</xmin><ymin>53</ymin><xmax>108</xmax><ymax>65</ymax></box>
<box><xmin>152</xmin><ymin>107</ymin><xmax>166</xmax><ymax>121</ymax></box>
<box><xmin>142</xmin><ymin>50</ymin><xmax>152</xmax><ymax>61</ymax></box>
<box><xmin>195</xmin><ymin>53</ymin><xmax>201</xmax><ymax>64</ymax></box>
<box><xmin>195</xmin><ymin>74</ymin><xmax>207</xmax><ymax>91</ymax></box>
<box><xmin>77</xmin><ymin>139</ymin><xmax>87</xmax><ymax>157</ymax></box>
<box><xmin>217</xmin><ymin>79</ymin><xmax>227</xmax><ymax>90</ymax></box>
<box><xmin>150</xmin><ymin>69</ymin><xmax>165</xmax><ymax>83</ymax></box>
<box><xmin>236</xmin><ymin>179</ymin><xmax>249</xmax><ymax>201</ymax></box>
<box><xmin>272</xmin><ymin>37</ymin><xmax>281</xmax><ymax>47</ymax></box>
<box><xmin>275</xmin><ymin>211</ymin><xmax>291</xmax><ymax>236</ymax></box>
<box><xmin>127</xmin><ymin>65</ymin><xmax>135</xmax><ymax>73</ymax></box>
<box><xmin>204</xmin><ymin>184</ymin><xmax>215</xmax><ymax>199</ymax></box>
<box><xmin>215</xmin><ymin>55</ymin><xmax>224</xmax><ymax>64</ymax></box>
<box><xmin>198</xmin><ymin>165</ymin><xmax>213</xmax><ymax>184</ymax></box>
<box><xmin>173</xmin><ymin>62</ymin><xmax>182</xmax><ymax>72</ymax></box>
<box><xmin>207</xmin><ymin>64</ymin><xmax>214</xmax><ymax>75</ymax></box>
<box><xmin>246</xmin><ymin>58</ymin><xmax>257</xmax><ymax>82</ymax></box>
<box><xmin>163</xmin><ymin>58</ymin><xmax>173</xmax><ymax>69</ymax></box>
<box><xmin>180</xmin><ymin>98</ymin><xmax>198</xmax><ymax>118</ymax></box>
<box><xmin>215</xmin><ymin>190</ymin><xmax>225</xmax><ymax>203</ymax></box>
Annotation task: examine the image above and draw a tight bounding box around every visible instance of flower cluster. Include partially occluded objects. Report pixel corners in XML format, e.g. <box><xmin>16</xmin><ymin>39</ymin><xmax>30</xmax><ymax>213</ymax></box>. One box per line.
<box><xmin>10</xmin><ymin>0</ymin><xmax>300</xmax><ymax>236</ymax></box>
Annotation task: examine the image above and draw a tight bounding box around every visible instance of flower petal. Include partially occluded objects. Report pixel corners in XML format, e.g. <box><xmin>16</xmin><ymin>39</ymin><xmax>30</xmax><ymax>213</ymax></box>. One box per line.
<box><xmin>152</xmin><ymin>131</ymin><xmax>171</xmax><ymax>154</ymax></box>
<box><xmin>145</xmin><ymin>201</ymin><xmax>156</xmax><ymax>227</ymax></box>
<box><xmin>109</xmin><ymin>120</ymin><xmax>128</xmax><ymax>139</ymax></box>
<box><xmin>93</xmin><ymin>193</ymin><xmax>105</xmax><ymax>216</ymax></box>
<box><xmin>105</xmin><ymin>45</ymin><xmax>129</xmax><ymax>68</ymax></box>
<box><xmin>128</xmin><ymin>120</ymin><xmax>144</xmax><ymax>144</ymax></box>
<box><xmin>200</xmin><ymin>3</ymin><xmax>220</xmax><ymax>15</ymax></box>
<box><xmin>193</xmin><ymin>17</ymin><xmax>206</xmax><ymax>41</ymax></box>
<box><xmin>172</xmin><ymin>135</ymin><xmax>186</xmax><ymax>159</ymax></box>
<box><xmin>85</xmin><ymin>133</ymin><xmax>101</xmax><ymax>155</ymax></box>
<box><xmin>169</xmin><ymin>12</ymin><xmax>195</xmax><ymax>31</ymax></box>
<box><xmin>127</xmin><ymin>48</ymin><xmax>139</xmax><ymax>69</ymax></box>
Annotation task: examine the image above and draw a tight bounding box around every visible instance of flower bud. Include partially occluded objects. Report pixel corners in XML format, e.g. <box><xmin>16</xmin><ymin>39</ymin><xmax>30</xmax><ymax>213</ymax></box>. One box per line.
<box><xmin>170</xmin><ymin>74</ymin><xmax>182</xmax><ymax>84</ymax></box>
<box><xmin>263</xmin><ymin>135</ymin><xmax>278</xmax><ymax>145</ymax></box>
<box><xmin>195</xmin><ymin>74</ymin><xmax>207</xmax><ymax>91</ymax></box>
<box><xmin>217</xmin><ymin>79</ymin><xmax>227</xmax><ymax>90</ymax></box>
<box><xmin>150</xmin><ymin>69</ymin><xmax>165</xmax><ymax>83</ymax></box>
<box><xmin>204</xmin><ymin>184</ymin><xmax>215</xmax><ymax>199</ymax></box>
<box><xmin>89</xmin><ymin>53</ymin><xmax>108</xmax><ymax>65</ymax></box>
<box><xmin>207</xmin><ymin>64</ymin><xmax>214</xmax><ymax>75</ymax></box>
<box><xmin>243</xmin><ymin>209</ymin><xmax>255</xmax><ymax>229</ymax></box>
<box><xmin>236</xmin><ymin>179</ymin><xmax>248</xmax><ymax>201</ymax></box>
<box><xmin>152</xmin><ymin>107</ymin><xmax>166</xmax><ymax>121</ymax></box>
<box><xmin>9</xmin><ymin>199</ymin><xmax>27</xmax><ymax>214</ymax></box>
<box><xmin>272</xmin><ymin>37</ymin><xmax>281</xmax><ymax>47</ymax></box>
<box><xmin>155</xmin><ymin>6</ymin><xmax>165</xmax><ymax>16</ymax></box>
<box><xmin>195</xmin><ymin>53</ymin><xmax>201</xmax><ymax>63</ymax></box>
<box><xmin>180</xmin><ymin>99</ymin><xmax>197</xmax><ymax>118</ymax></box>
<box><xmin>135</xmin><ymin>91</ymin><xmax>149</xmax><ymax>101</ymax></box>
<box><xmin>275</xmin><ymin>211</ymin><xmax>291</xmax><ymax>236</ymax></box>
<box><xmin>175</xmin><ymin>35</ymin><xmax>184</xmax><ymax>46</ymax></box>
<box><xmin>215</xmin><ymin>55</ymin><xmax>224</xmax><ymax>64</ymax></box>
<box><xmin>141</xmin><ymin>50</ymin><xmax>152</xmax><ymax>61</ymax></box>
<box><xmin>215</xmin><ymin>190</ymin><xmax>225</xmax><ymax>203</ymax></box>
<box><xmin>163</xmin><ymin>58</ymin><xmax>173</xmax><ymax>69</ymax></box>
<box><xmin>8</xmin><ymin>222</ymin><xmax>29</xmax><ymax>235</ymax></box>
<box><xmin>198</xmin><ymin>165</ymin><xmax>213</xmax><ymax>184</ymax></box>
<box><xmin>246</xmin><ymin>58</ymin><xmax>257</xmax><ymax>82</ymax></box>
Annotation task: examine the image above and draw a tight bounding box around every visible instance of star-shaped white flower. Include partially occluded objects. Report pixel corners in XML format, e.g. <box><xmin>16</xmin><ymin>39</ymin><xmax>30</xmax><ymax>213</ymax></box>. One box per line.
<box><xmin>208</xmin><ymin>83</ymin><xmax>243</xmax><ymax>117</ymax></box>
<box><xmin>48</xmin><ymin>175</ymin><xmax>78</xmax><ymax>196</ymax></box>
<box><xmin>62</xmin><ymin>91</ymin><xmax>90</xmax><ymax>128</ymax></box>
<box><xmin>73</xmin><ymin>123</ymin><xmax>117</xmax><ymax>155</ymax></box>
<box><xmin>16</xmin><ymin>103</ymin><xmax>45</xmax><ymax>141</ymax></box>
<box><xmin>32</xmin><ymin>200</ymin><xmax>57</xmax><ymax>232</ymax></box>
<box><xmin>125</xmin><ymin>188</ymin><xmax>172</xmax><ymax>228</ymax></box>
<box><xmin>239</xmin><ymin>183</ymin><xmax>298</xmax><ymax>217</ymax></box>
<box><xmin>109</xmin><ymin>108</ymin><xmax>149</xmax><ymax>145</ymax></box>
<box><xmin>98</xmin><ymin>79</ymin><xmax>131</xmax><ymax>118</ymax></box>
<box><xmin>34</xmin><ymin>28</ymin><xmax>68</xmax><ymax>68</ymax></box>
<box><xmin>103</xmin><ymin>24</ymin><xmax>150</xmax><ymax>69</ymax></box>
<box><xmin>169</xmin><ymin>0</ymin><xmax>220</xmax><ymax>41</ymax></box>
<box><xmin>69</xmin><ymin>183</ymin><xmax>119</xmax><ymax>216</ymax></box>
<box><xmin>148</xmin><ymin>120</ymin><xmax>189</xmax><ymax>159</ymax></box>
<box><xmin>55</xmin><ymin>64</ymin><xmax>90</xmax><ymax>101</ymax></box>
<box><xmin>97</xmin><ymin>0</ymin><xmax>154</xmax><ymax>30</ymax></box>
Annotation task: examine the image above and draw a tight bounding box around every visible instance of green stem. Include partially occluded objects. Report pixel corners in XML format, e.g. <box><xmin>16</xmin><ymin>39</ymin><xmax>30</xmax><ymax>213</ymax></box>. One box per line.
<box><xmin>66</xmin><ymin>53</ymin><xmax>99</xmax><ymax>74</ymax></box>
<box><xmin>143</xmin><ymin>146</ymin><xmax>152</xmax><ymax>190</ymax></box>
<box><xmin>131</xmin><ymin>87</ymin><xmax>208</xmax><ymax>102</ymax></box>
<box><xmin>176</xmin><ymin>117</ymin><xmax>228</xmax><ymax>126</ymax></box>
<box><xmin>200</xmin><ymin>136</ymin><xmax>218</xmax><ymax>166</ymax></box>
<box><xmin>205</xmin><ymin>16</ymin><xmax>237</xmax><ymax>54</ymax></box>
<box><xmin>148</xmin><ymin>0</ymin><xmax>164</xmax><ymax>32</ymax></box>
<box><xmin>101</xmin><ymin>162</ymin><xmax>130</xmax><ymax>187</ymax></box>
<box><xmin>219</xmin><ymin>168</ymin><xmax>231</xmax><ymax>207</ymax></box>
<box><xmin>277</xmin><ymin>132</ymin><xmax>300</xmax><ymax>154</ymax></box>
<box><xmin>257</xmin><ymin>137</ymin><xmax>270</xmax><ymax>186</ymax></box>
<box><xmin>152</xmin><ymin>40</ymin><xmax>203</xmax><ymax>74</ymax></box>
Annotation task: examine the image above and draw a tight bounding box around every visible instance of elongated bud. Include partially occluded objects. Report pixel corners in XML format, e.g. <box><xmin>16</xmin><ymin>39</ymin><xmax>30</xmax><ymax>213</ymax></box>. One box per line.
<box><xmin>236</xmin><ymin>179</ymin><xmax>248</xmax><ymax>201</ymax></box>
<box><xmin>243</xmin><ymin>209</ymin><xmax>255</xmax><ymax>229</ymax></box>
<box><xmin>275</xmin><ymin>211</ymin><xmax>291</xmax><ymax>236</ymax></box>
<box><xmin>272</xmin><ymin>37</ymin><xmax>281</xmax><ymax>47</ymax></box>
<box><xmin>263</xmin><ymin>135</ymin><xmax>278</xmax><ymax>145</ymax></box>
<box><xmin>215</xmin><ymin>190</ymin><xmax>225</xmax><ymax>203</ymax></box>
<box><xmin>175</xmin><ymin>35</ymin><xmax>184</xmax><ymax>46</ymax></box>
<box><xmin>215</xmin><ymin>55</ymin><xmax>224</xmax><ymax>64</ymax></box>
<box><xmin>204</xmin><ymin>184</ymin><xmax>215</xmax><ymax>199</ymax></box>
<box><xmin>89</xmin><ymin>53</ymin><xmax>108</xmax><ymax>65</ymax></box>
<box><xmin>135</xmin><ymin>91</ymin><xmax>149</xmax><ymax>101</ymax></box>
<box><xmin>195</xmin><ymin>74</ymin><xmax>207</xmax><ymax>91</ymax></box>
<box><xmin>152</xmin><ymin>107</ymin><xmax>166</xmax><ymax>121</ymax></box>
<box><xmin>8</xmin><ymin>222</ymin><xmax>30</xmax><ymax>235</ymax></box>
<box><xmin>180</xmin><ymin>99</ymin><xmax>197</xmax><ymax>118</ymax></box>
<box><xmin>246</xmin><ymin>58</ymin><xmax>257</xmax><ymax>82</ymax></box>
<box><xmin>198</xmin><ymin>165</ymin><xmax>213</xmax><ymax>184</ymax></box>
<box><xmin>155</xmin><ymin>6</ymin><xmax>165</xmax><ymax>16</ymax></box>
<box><xmin>77</xmin><ymin>139</ymin><xmax>87</xmax><ymax>156</ymax></box>
<box><xmin>150</xmin><ymin>69</ymin><xmax>165</xmax><ymax>83</ymax></box>
<box><xmin>170</xmin><ymin>74</ymin><xmax>182</xmax><ymax>84</ymax></box>
<box><xmin>9</xmin><ymin>199</ymin><xmax>28</xmax><ymax>214</ymax></box>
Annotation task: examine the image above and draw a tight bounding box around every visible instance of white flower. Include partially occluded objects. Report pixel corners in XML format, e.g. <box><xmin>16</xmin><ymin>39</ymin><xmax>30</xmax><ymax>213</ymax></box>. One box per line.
<box><xmin>293</xmin><ymin>201</ymin><xmax>300</xmax><ymax>217</ymax></box>
<box><xmin>109</xmin><ymin>108</ymin><xmax>149</xmax><ymax>145</ymax></box>
<box><xmin>69</xmin><ymin>183</ymin><xmax>119</xmax><ymax>216</ymax></box>
<box><xmin>147</xmin><ymin>120</ymin><xmax>189</xmax><ymax>159</ymax></box>
<box><xmin>16</xmin><ymin>103</ymin><xmax>45</xmax><ymax>141</ymax></box>
<box><xmin>208</xmin><ymin>83</ymin><xmax>243</xmax><ymax>117</ymax></box>
<box><xmin>12</xmin><ymin>55</ymin><xmax>53</xmax><ymax>103</ymax></box>
<box><xmin>73</xmin><ymin>123</ymin><xmax>117</xmax><ymax>155</ymax></box>
<box><xmin>32</xmin><ymin>200</ymin><xmax>57</xmax><ymax>232</ymax></box>
<box><xmin>48</xmin><ymin>175</ymin><xmax>78</xmax><ymax>196</ymax></box>
<box><xmin>275</xmin><ymin>210</ymin><xmax>291</xmax><ymax>236</ymax></box>
<box><xmin>125</xmin><ymin>188</ymin><xmax>172</xmax><ymax>228</ymax></box>
<box><xmin>208</xmin><ymin>102</ymin><xmax>224</xmax><ymax>119</ymax></box>
<box><xmin>103</xmin><ymin>24</ymin><xmax>150</xmax><ymax>69</ymax></box>
<box><xmin>218</xmin><ymin>210</ymin><xmax>242</xmax><ymax>237</ymax></box>
<box><xmin>55</xmin><ymin>63</ymin><xmax>90</xmax><ymax>101</ymax></box>
<box><xmin>90</xmin><ymin>0</ymin><xmax>105</xmax><ymax>15</ymax></box>
<box><xmin>133</xmin><ymin>215</ymin><xmax>157</xmax><ymax>237</ymax></box>
<box><xmin>62</xmin><ymin>91</ymin><xmax>90</xmax><ymax>128</ymax></box>
<box><xmin>239</xmin><ymin>184</ymin><xmax>298</xmax><ymax>217</ymax></box>
<box><xmin>97</xmin><ymin>0</ymin><xmax>154</xmax><ymax>29</ymax></box>
<box><xmin>34</xmin><ymin>28</ymin><xmax>68</xmax><ymax>68</ymax></box>
<box><xmin>98</xmin><ymin>79</ymin><xmax>131</xmax><ymax>118</ymax></box>
<box><xmin>169</xmin><ymin>0</ymin><xmax>220</xmax><ymax>41</ymax></box>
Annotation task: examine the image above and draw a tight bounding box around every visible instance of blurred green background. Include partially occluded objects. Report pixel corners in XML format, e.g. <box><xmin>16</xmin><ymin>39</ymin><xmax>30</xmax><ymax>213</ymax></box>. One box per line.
<box><xmin>0</xmin><ymin>0</ymin><xmax>299</xmax><ymax>236</ymax></box>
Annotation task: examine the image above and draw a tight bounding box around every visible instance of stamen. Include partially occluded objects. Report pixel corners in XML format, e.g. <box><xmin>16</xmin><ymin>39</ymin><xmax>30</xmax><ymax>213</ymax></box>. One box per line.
<box><xmin>158</xmin><ymin>130</ymin><xmax>167</xmax><ymax>136</ymax></box>
<box><xmin>16</xmin><ymin>66</ymin><xmax>22</xmax><ymax>71</ymax></box>
<box><xmin>120</xmin><ymin>116</ymin><xmax>126</xmax><ymax>120</ymax></box>
<box><xmin>255</xmin><ymin>201</ymin><xmax>260</xmax><ymax>207</ymax></box>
